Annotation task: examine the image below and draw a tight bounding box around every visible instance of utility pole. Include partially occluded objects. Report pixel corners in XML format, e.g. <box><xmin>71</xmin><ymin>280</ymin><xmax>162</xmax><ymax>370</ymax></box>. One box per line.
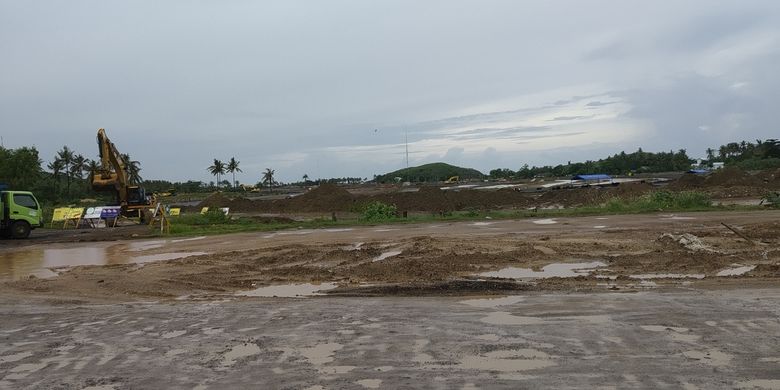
<box><xmin>404</xmin><ymin>127</ymin><xmax>410</xmax><ymax>182</ymax></box>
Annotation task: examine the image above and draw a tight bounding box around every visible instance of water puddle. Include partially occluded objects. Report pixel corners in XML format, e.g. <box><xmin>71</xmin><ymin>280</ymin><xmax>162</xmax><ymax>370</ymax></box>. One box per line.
<box><xmin>480</xmin><ymin>262</ymin><xmax>606</xmax><ymax>279</ymax></box>
<box><xmin>716</xmin><ymin>265</ymin><xmax>756</xmax><ymax>277</ymax></box>
<box><xmin>356</xmin><ymin>379</ymin><xmax>383</xmax><ymax>389</ymax></box>
<box><xmin>481</xmin><ymin>312</ymin><xmax>544</xmax><ymax>325</ymax></box>
<box><xmin>460</xmin><ymin>296</ymin><xmax>524</xmax><ymax>308</ymax></box>
<box><xmin>300</xmin><ymin>343</ymin><xmax>343</xmax><ymax>365</ymax></box>
<box><xmin>593</xmin><ymin>225</ymin><xmax>608</xmax><ymax>229</ymax></box>
<box><xmin>629</xmin><ymin>273</ymin><xmax>705</xmax><ymax>280</ymax></box>
<box><xmin>471</xmin><ymin>222</ymin><xmax>495</xmax><ymax>226</ymax></box>
<box><xmin>171</xmin><ymin>236</ymin><xmax>207</xmax><ymax>243</ymax></box>
<box><xmin>532</xmin><ymin>219</ymin><xmax>557</xmax><ymax>225</ymax></box>
<box><xmin>372</xmin><ymin>250</ymin><xmax>403</xmax><ymax>262</ymax></box>
<box><xmin>222</xmin><ymin>343</ymin><xmax>261</xmax><ymax>366</ymax></box>
<box><xmin>682</xmin><ymin>349</ymin><xmax>732</xmax><ymax>367</ymax></box>
<box><xmin>324</xmin><ymin>228</ymin><xmax>353</xmax><ymax>233</ymax></box>
<box><xmin>660</xmin><ymin>215</ymin><xmax>696</xmax><ymax>220</ymax></box>
<box><xmin>460</xmin><ymin>349</ymin><xmax>556</xmax><ymax>372</ymax></box>
<box><xmin>0</xmin><ymin>245</ymin><xmax>209</xmax><ymax>281</ymax></box>
<box><xmin>236</xmin><ymin>283</ymin><xmax>338</xmax><ymax>298</ymax></box>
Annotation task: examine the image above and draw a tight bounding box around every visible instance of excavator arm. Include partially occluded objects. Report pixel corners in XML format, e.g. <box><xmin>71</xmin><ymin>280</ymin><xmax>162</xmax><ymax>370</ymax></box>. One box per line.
<box><xmin>90</xmin><ymin>128</ymin><xmax>155</xmax><ymax>219</ymax></box>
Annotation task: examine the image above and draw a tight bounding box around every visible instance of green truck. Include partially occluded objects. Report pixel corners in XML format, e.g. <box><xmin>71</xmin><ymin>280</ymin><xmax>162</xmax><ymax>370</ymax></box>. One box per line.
<box><xmin>1</xmin><ymin>190</ymin><xmax>44</xmax><ymax>239</ymax></box>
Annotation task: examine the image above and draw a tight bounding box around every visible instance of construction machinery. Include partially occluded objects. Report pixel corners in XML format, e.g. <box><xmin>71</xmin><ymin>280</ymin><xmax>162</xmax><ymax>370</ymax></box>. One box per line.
<box><xmin>91</xmin><ymin>128</ymin><xmax>156</xmax><ymax>221</ymax></box>
<box><xmin>1</xmin><ymin>190</ymin><xmax>43</xmax><ymax>238</ymax></box>
<box><xmin>445</xmin><ymin>176</ymin><xmax>460</xmax><ymax>184</ymax></box>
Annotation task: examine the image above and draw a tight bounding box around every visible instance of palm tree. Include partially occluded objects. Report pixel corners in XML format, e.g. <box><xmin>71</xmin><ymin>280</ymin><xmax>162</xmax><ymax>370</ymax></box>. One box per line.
<box><xmin>47</xmin><ymin>159</ymin><xmax>64</xmax><ymax>194</ymax></box>
<box><xmin>208</xmin><ymin>159</ymin><xmax>225</xmax><ymax>188</ymax></box>
<box><xmin>56</xmin><ymin>146</ymin><xmax>74</xmax><ymax>196</ymax></box>
<box><xmin>302</xmin><ymin>173</ymin><xmax>309</xmax><ymax>184</ymax></box>
<box><xmin>87</xmin><ymin>159</ymin><xmax>100</xmax><ymax>179</ymax></box>
<box><xmin>70</xmin><ymin>154</ymin><xmax>87</xmax><ymax>180</ymax></box>
<box><xmin>226</xmin><ymin>157</ymin><xmax>242</xmax><ymax>188</ymax></box>
<box><xmin>705</xmin><ymin>148</ymin><xmax>715</xmax><ymax>162</ymax></box>
<box><xmin>121</xmin><ymin>153</ymin><xmax>143</xmax><ymax>184</ymax></box>
<box><xmin>262</xmin><ymin>168</ymin><xmax>275</xmax><ymax>191</ymax></box>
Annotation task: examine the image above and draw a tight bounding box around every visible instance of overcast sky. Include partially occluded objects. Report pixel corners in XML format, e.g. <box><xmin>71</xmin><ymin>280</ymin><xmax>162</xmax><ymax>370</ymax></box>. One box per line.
<box><xmin>2</xmin><ymin>1</ymin><xmax>779</xmax><ymax>183</ymax></box>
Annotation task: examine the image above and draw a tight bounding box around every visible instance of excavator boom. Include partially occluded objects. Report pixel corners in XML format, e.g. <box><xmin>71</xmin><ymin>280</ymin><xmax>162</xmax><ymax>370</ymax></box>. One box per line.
<box><xmin>90</xmin><ymin>128</ymin><xmax>155</xmax><ymax>220</ymax></box>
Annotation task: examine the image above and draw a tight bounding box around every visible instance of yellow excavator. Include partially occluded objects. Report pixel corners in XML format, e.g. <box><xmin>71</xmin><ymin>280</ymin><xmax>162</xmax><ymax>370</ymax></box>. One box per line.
<box><xmin>90</xmin><ymin>128</ymin><xmax>156</xmax><ymax>221</ymax></box>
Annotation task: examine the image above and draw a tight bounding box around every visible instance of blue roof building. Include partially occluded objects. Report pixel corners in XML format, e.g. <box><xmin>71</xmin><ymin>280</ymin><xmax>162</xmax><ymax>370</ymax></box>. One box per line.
<box><xmin>571</xmin><ymin>174</ymin><xmax>612</xmax><ymax>181</ymax></box>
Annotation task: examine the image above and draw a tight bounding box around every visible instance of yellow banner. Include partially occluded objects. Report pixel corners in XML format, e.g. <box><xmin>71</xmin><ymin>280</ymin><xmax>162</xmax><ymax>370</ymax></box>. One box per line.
<box><xmin>200</xmin><ymin>207</ymin><xmax>209</xmax><ymax>214</ymax></box>
<box><xmin>168</xmin><ymin>208</ymin><xmax>181</xmax><ymax>216</ymax></box>
<box><xmin>66</xmin><ymin>208</ymin><xmax>84</xmax><ymax>219</ymax></box>
<box><xmin>51</xmin><ymin>208</ymin><xmax>70</xmax><ymax>222</ymax></box>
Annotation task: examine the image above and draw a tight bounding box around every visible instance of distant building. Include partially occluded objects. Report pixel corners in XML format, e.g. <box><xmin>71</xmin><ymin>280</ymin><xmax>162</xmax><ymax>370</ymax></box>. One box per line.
<box><xmin>571</xmin><ymin>174</ymin><xmax>612</xmax><ymax>184</ymax></box>
<box><xmin>712</xmin><ymin>162</ymin><xmax>725</xmax><ymax>170</ymax></box>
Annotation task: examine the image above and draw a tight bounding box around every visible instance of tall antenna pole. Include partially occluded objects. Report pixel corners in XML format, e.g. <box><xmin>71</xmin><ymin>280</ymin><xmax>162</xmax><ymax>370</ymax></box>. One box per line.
<box><xmin>405</xmin><ymin>127</ymin><xmax>409</xmax><ymax>170</ymax></box>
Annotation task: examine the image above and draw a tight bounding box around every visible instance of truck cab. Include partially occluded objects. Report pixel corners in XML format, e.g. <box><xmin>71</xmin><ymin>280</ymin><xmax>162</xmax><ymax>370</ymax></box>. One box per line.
<box><xmin>1</xmin><ymin>191</ymin><xmax>43</xmax><ymax>239</ymax></box>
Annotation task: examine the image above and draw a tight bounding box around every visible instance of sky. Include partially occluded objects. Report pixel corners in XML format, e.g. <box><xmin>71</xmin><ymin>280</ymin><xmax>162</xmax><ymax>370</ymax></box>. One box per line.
<box><xmin>1</xmin><ymin>1</ymin><xmax>779</xmax><ymax>183</ymax></box>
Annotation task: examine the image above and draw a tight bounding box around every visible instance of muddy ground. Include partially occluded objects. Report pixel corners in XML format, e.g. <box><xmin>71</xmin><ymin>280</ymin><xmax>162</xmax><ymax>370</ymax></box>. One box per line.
<box><xmin>2</xmin><ymin>289</ymin><xmax>780</xmax><ymax>389</ymax></box>
<box><xmin>2</xmin><ymin>210</ymin><xmax>778</xmax><ymax>302</ymax></box>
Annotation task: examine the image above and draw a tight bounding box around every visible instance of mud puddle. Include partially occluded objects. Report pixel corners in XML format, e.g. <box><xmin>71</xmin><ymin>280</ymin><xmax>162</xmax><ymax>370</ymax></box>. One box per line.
<box><xmin>0</xmin><ymin>245</ymin><xmax>207</xmax><ymax>281</ymax></box>
<box><xmin>373</xmin><ymin>250</ymin><xmax>403</xmax><ymax>262</ymax></box>
<box><xmin>236</xmin><ymin>283</ymin><xmax>338</xmax><ymax>298</ymax></box>
<box><xmin>480</xmin><ymin>262</ymin><xmax>606</xmax><ymax>279</ymax></box>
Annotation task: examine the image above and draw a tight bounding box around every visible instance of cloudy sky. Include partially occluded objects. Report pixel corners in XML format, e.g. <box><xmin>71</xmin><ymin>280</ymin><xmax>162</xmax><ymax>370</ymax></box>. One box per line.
<box><xmin>2</xmin><ymin>1</ymin><xmax>779</xmax><ymax>183</ymax></box>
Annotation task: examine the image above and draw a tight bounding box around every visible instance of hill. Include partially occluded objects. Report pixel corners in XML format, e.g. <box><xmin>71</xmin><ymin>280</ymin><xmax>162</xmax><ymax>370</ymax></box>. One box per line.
<box><xmin>375</xmin><ymin>162</ymin><xmax>485</xmax><ymax>183</ymax></box>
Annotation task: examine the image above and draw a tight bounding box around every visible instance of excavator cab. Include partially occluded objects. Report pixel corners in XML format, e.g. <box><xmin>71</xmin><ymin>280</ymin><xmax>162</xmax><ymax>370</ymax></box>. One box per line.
<box><xmin>127</xmin><ymin>186</ymin><xmax>147</xmax><ymax>206</ymax></box>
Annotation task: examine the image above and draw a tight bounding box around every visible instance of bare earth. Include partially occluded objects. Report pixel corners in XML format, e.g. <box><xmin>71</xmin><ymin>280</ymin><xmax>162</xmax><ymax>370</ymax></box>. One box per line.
<box><xmin>1</xmin><ymin>210</ymin><xmax>779</xmax><ymax>388</ymax></box>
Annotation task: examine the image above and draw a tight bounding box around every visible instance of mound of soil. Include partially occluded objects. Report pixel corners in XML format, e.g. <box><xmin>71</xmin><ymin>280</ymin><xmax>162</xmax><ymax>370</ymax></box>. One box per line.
<box><xmin>669</xmin><ymin>173</ymin><xmax>706</xmax><ymax>190</ymax></box>
<box><xmin>705</xmin><ymin>167</ymin><xmax>762</xmax><ymax>187</ymax></box>
<box><xmin>536</xmin><ymin>182</ymin><xmax>652</xmax><ymax>207</ymax></box>
<box><xmin>196</xmin><ymin>192</ymin><xmax>232</xmax><ymax>209</ymax></box>
<box><xmin>755</xmin><ymin>168</ymin><xmax>780</xmax><ymax>189</ymax></box>
<box><xmin>286</xmin><ymin>183</ymin><xmax>356</xmax><ymax>212</ymax></box>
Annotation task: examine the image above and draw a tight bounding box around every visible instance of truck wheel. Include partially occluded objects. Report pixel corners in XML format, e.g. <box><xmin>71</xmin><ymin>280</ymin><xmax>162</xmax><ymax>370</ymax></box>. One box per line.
<box><xmin>11</xmin><ymin>221</ymin><xmax>31</xmax><ymax>239</ymax></box>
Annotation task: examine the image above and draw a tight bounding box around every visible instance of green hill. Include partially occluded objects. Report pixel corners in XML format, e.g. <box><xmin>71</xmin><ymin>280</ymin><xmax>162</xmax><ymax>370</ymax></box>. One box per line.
<box><xmin>375</xmin><ymin>162</ymin><xmax>485</xmax><ymax>183</ymax></box>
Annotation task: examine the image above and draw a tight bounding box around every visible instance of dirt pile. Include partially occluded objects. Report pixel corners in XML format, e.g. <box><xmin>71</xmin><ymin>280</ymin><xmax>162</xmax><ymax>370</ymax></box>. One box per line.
<box><xmin>706</xmin><ymin>167</ymin><xmax>762</xmax><ymax>187</ymax></box>
<box><xmin>669</xmin><ymin>173</ymin><xmax>706</xmax><ymax>190</ymax></box>
<box><xmin>755</xmin><ymin>168</ymin><xmax>780</xmax><ymax>189</ymax></box>
<box><xmin>286</xmin><ymin>183</ymin><xmax>356</xmax><ymax>212</ymax></box>
<box><xmin>537</xmin><ymin>182</ymin><xmax>653</xmax><ymax>207</ymax></box>
<box><xmin>196</xmin><ymin>192</ymin><xmax>232</xmax><ymax>209</ymax></box>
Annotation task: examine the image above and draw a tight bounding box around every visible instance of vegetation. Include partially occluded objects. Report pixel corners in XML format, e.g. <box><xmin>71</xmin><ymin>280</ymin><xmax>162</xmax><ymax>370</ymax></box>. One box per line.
<box><xmin>226</xmin><ymin>157</ymin><xmax>242</xmax><ymax>188</ymax></box>
<box><xmin>704</xmin><ymin>139</ymin><xmax>780</xmax><ymax>170</ymax></box>
<box><xmin>490</xmin><ymin>149</ymin><xmax>693</xmax><ymax>179</ymax></box>
<box><xmin>207</xmin><ymin>159</ymin><xmax>225</xmax><ymax>187</ymax></box>
<box><xmin>375</xmin><ymin>162</ymin><xmax>484</xmax><ymax>183</ymax></box>
<box><xmin>262</xmin><ymin>168</ymin><xmax>275</xmax><ymax>191</ymax></box>
<box><xmin>165</xmin><ymin>190</ymin><xmax>749</xmax><ymax>237</ymax></box>
<box><xmin>360</xmin><ymin>201</ymin><xmax>397</xmax><ymax>221</ymax></box>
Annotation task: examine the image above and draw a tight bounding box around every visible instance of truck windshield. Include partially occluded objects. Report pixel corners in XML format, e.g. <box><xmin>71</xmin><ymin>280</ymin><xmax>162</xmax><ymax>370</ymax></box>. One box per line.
<box><xmin>13</xmin><ymin>194</ymin><xmax>38</xmax><ymax>209</ymax></box>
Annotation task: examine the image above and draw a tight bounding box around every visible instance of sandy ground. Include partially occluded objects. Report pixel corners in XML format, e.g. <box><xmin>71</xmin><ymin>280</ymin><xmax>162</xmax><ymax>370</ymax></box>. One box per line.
<box><xmin>1</xmin><ymin>290</ymin><xmax>780</xmax><ymax>389</ymax></box>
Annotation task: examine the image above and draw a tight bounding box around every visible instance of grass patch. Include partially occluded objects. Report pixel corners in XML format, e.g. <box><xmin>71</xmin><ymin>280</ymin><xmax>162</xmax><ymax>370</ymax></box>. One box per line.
<box><xmin>165</xmin><ymin>190</ymin><xmax>762</xmax><ymax>237</ymax></box>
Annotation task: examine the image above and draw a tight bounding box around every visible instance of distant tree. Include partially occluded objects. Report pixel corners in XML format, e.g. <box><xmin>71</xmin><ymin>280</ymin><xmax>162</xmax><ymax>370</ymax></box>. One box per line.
<box><xmin>47</xmin><ymin>159</ymin><xmax>64</xmax><ymax>194</ymax></box>
<box><xmin>86</xmin><ymin>159</ymin><xmax>100</xmax><ymax>180</ymax></box>
<box><xmin>302</xmin><ymin>173</ymin><xmax>309</xmax><ymax>184</ymax></box>
<box><xmin>262</xmin><ymin>168</ymin><xmax>275</xmax><ymax>191</ymax></box>
<box><xmin>56</xmin><ymin>146</ymin><xmax>74</xmax><ymax>196</ymax></box>
<box><xmin>121</xmin><ymin>153</ymin><xmax>143</xmax><ymax>184</ymax></box>
<box><xmin>705</xmin><ymin>148</ymin><xmax>716</xmax><ymax>162</ymax></box>
<box><xmin>0</xmin><ymin>146</ymin><xmax>42</xmax><ymax>190</ymax></box>
<box><xmin>70</xmin><ymin>154</ymin><xmax>87</xmax><ymax>180</ymax></box>
<box><xmin>226</xmin><ymin>157</ymin><xmax>242</xmax><ymax>188</ymax></box>
<box><xmin>207</xmin><ymin>159</ymin><xmax>225</xmax><ymax>188</ymax></box>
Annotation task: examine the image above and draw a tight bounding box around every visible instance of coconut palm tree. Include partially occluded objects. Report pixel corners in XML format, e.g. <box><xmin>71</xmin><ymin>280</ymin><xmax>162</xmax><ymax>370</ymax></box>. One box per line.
<box><xmin>705</xmin><ymin>148</ymin><xmax>715</xmax><ymax>162</ymax></box>
<box><xmin>262</xmin><ymin>168</ymin><xmax>275</xmax><ymax>191</ymax></box>
<box><xmin>121</xmin><ymin>153</ymin><xmax>143</xmax><ymax>184</ymax></box>
<box><xmin>302</xmin><ymin>173</ymin><xmax>309</xmax><ymax>184</ymax></box>
<box><xmin>208</xmin><ymin>159</ymin><xmax>225</xmax><ymax>188</ymax></box>
<box><xmin>70</xmin><ymin>154</ymin><xmax>87</xmax><ymax>180</ymax></box>
<box><xmin>47</xmin><ymin>159</ymin><xmax>64</xmax><ymax>194</ymax></box>
<box><xmin>56</xmin><ymin>146</ymin><xmax>74</xmax><ymax>196</ymax></box>
<box><xmin>226</xmin><ymin>157</ymin><xmax>242</xmax><ymax>188</ymax></box>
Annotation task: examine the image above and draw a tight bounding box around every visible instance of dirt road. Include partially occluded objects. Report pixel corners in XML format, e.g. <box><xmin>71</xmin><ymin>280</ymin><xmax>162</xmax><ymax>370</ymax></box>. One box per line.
<box><xmin>2</xmin><ymin>290</ymin><xmax>779</xmax><ymax>389</ymax></box>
